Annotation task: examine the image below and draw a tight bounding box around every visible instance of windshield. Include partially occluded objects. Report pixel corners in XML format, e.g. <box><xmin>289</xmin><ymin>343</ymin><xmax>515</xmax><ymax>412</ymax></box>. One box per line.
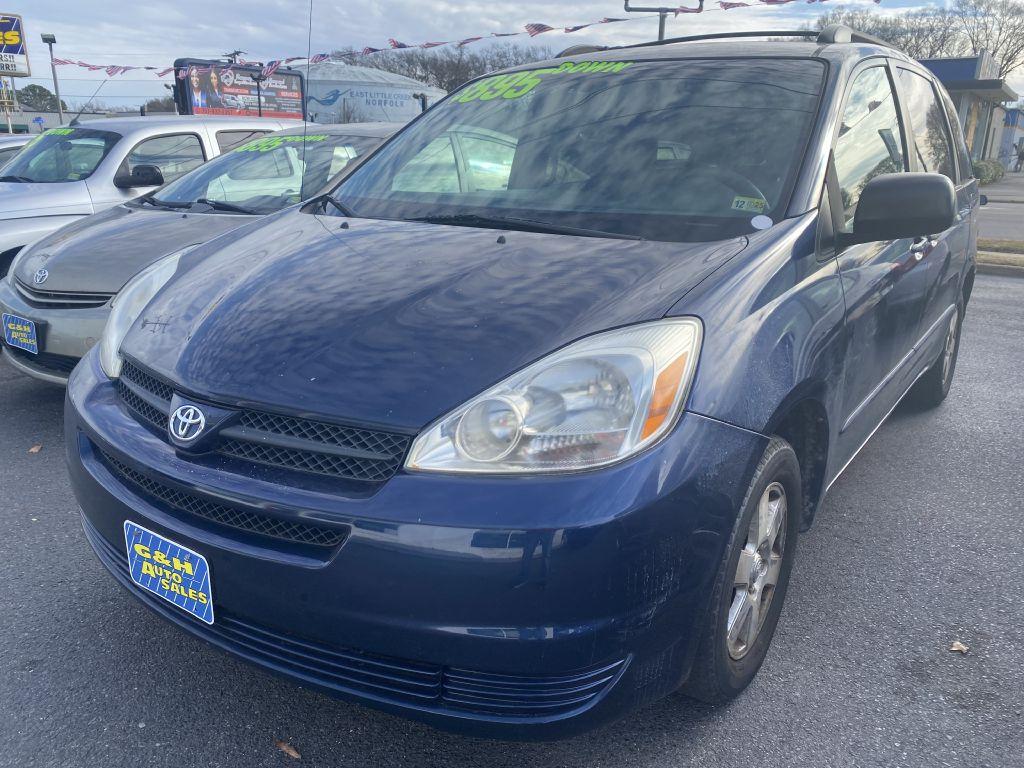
<box><xmin>333</xmin><ymin>59</ymin><xmax>824</xmax><ymax>242</ymax></box>
<box><xmin>150</xmin><ymin>132</ymin><xmax>385</xmax><ymax>214</ymax></box>
<box><xmin>0</xmin><ymin>127</ymin><xmax>121</xmax><ymax>183</ymax></box>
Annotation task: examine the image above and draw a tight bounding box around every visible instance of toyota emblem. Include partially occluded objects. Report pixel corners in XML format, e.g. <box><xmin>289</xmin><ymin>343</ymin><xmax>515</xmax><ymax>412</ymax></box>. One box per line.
<box><xmin>170</xmin><ymin>405</ymin><xmax>206</xmax><ymax>442</ymax></box>
<box><xmin>33</xmin><ymin>268</ymin><xmax>49</xmax><ymax>285</ymax></box>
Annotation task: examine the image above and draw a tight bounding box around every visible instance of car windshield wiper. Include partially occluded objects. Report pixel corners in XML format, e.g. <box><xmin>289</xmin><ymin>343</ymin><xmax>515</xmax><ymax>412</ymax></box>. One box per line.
<box><xmin>194</xmin><ymin>198</ymin><xmax>257</xmax><ymax>215</ymax></box>
<box><xmin>141</xmin><ymin>196</ymin><xmax>191</xmax><ymax>210</ymax></box>
<box><xmin>321</xmin><ymin>194</ymin><xmax>357</xmax><ymax>217</ymax></box>
<box><xmin>0</xmin><ymin>174</ymin><xmax>34</xmax><ymax>183</ymax></box>
<box><xmin>405</xmin><ymin>213</ymin><xmax>643</xmax><ymax>241</ymax></box>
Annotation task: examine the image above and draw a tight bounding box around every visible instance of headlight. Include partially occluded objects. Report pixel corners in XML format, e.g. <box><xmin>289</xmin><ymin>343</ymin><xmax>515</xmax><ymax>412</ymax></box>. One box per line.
<box><xmin>406</xmin><ymin>318</ymin><xmax>702</xmax><ymax>474</ymax></box>
<box><xmin>98</xmin><ymin>248</ymin><xmax>193</xmax><ymax>378</ymax></box>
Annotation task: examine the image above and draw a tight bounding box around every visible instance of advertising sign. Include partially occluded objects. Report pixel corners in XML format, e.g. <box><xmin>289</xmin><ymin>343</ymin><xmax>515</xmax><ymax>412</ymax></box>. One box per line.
<box><xmin>0</xmin><ymin>14</ymin><xmax>29</xmax><ymax>77</ymax></box>
<box><xmin>173</xmin><ymin>59</ymin><xmax>305</xmax><ymax>120</ymax></box>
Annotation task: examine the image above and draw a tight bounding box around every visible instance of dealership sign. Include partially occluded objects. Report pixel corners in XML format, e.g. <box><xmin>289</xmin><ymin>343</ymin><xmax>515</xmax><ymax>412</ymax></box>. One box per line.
<box><xmin>0</xmin><ymin>14</ymin><xmax>29</xmax><ymax>77</ymax></box>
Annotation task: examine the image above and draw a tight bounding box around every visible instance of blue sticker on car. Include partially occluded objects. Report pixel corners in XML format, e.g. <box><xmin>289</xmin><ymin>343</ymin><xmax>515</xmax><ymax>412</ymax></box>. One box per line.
<box><xmin>2</xmin><ymin>312</ymin><xmax>38</xmax><ymax>354</ymax></box>
<box><xmin>123</xmin><ymin>521</ymin><xmax>214</xmax><ymax>624</ymax></box>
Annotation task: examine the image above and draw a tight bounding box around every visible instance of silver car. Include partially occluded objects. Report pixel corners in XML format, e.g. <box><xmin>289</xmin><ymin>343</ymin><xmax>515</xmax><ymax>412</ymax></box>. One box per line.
<box><xmin>0</xmin><ymin>134</ymin><xmax>33</xmax><ymax>167</ymax></box>
<box><xmin>0</xmin><ymin>115</ymin><xmax>302</xmax><ymax>270</ymax></box>
<box><xmin>0</xmin><ymin>122</ymin><xmax>401</xmax><ymax>384</ymax></box>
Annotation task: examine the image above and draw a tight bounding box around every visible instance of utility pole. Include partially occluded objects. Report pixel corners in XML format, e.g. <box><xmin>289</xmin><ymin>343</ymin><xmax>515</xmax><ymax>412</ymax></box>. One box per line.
<box><xmin>41</xmin><ymin>33</ymin><xmax>64</xmax><ymax>125</ymax></box>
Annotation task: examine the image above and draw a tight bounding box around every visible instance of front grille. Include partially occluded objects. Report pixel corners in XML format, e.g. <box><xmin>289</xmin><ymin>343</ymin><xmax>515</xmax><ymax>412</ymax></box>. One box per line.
<box><xmin>221</xmin><ymin>439</ymin><xmax>402</xmax><ymax>482</ymax></box>
<box><xmin>3</xmin><ymin>344</ymin><xmax>79</xmax><ymax>376</ymax></box>
<box><xmin>15</xmin><ymin>278</ymin><xmax>114</xmax><ymax>309</ymax></box>
<box><xmin>98</xmin><ymin>449</ymin><xmax>349</xmax><ymax>548</ymax></box>
<box><xmin>118</xmin><ymin>359</ymin><xmax>410</xmax><ymax>483</ymax></box>
<box><xmin>83</xmin><ymin>515</ymin><xmax>625</xmax><ymax>719</ymax></box>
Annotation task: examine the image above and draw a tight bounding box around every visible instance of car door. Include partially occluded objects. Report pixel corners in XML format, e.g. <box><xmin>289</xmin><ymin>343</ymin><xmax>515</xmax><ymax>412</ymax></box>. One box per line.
<box><xmin>91</xmin><ymin>132</ymin><xmax>207</xmax><ymax>208</ymax></box>
<box><xmin>830</xmin><ymin>62</ymin><xmax>931</xmax><ymax>464</ymax></box>
<box><xmin>894</xmin><ymin>67</ymin><xmax>973</xmax><ymax>365</ymax></box>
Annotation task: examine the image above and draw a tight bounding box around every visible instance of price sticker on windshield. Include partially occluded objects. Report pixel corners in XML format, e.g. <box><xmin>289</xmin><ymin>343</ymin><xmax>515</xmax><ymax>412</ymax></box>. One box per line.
<box><xmin>731</xmin><ymin>196</ymin><xmax>767</xmax><ymax>213</ymax></box>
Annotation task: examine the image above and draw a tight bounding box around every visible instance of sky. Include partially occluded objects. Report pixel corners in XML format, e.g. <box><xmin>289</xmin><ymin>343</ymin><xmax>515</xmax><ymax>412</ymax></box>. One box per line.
<box><xmin>9</xmin><ymin>0</ymin><xmax>1022</xmax><ymax>109</ymax></box>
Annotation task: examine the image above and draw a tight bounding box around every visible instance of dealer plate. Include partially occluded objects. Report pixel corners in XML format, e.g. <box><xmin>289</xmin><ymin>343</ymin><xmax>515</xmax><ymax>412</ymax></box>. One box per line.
<box><xmin>2</xmin><ymin>312</ymin><xmax>38</xmax><ymax>354</ymax></box>
<box><xmin>123</xmin><ymin>521</ymin><xmax>214</xmax><ymax>624</ymax></box>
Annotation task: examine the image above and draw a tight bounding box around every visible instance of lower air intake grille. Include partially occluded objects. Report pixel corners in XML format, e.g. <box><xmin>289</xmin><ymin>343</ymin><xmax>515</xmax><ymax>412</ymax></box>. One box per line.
<box><xmin>98</xmin><ymin>449</ymin><xmax>349</xmax><ymax>548</ymax></box>
<box><xmin>83</xmin><ymin>515</ymin><xmax>624</xmax><ymax>720</ymax></box>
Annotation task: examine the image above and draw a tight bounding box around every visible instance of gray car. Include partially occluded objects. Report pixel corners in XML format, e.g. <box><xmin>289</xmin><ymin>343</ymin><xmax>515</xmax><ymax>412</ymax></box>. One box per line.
<box><xmin>0</xmin><ymin>134</ymin><xmax>33</xmax><ymax>167</ymax></box>
<box><xmin>0</xmin><ymin>122</ymin><xmax>401</xmax><ymax>384</ymax></box>
<box><xmin>0</xmin><ymin>115</ymin><xmax>303</xmax><ymax>273</ymax></box>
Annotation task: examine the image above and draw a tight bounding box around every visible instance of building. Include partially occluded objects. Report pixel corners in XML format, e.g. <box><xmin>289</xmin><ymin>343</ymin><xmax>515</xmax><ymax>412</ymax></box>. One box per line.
<box><xmin>921</xmin><ymin>50</ymin><xmax>1018</xmax><ymax>163</ymax></box>
<box><xmin>1000</xmin><ymin>107</ymin><xmax>1024</xmax><ymax>171</ymax></box>
<box><xmin>304</xmin><ymin>61</ymin><xmax>446</xmax><ymax>125</ymax></box>
<box><xmin>2</xmin><ymin>108</ymin><xmax>126</xmax><ymax>133</ymax></box>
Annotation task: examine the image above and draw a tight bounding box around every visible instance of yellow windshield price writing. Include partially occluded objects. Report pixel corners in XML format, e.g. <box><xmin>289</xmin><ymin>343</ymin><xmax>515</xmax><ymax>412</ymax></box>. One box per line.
<box><xmin>456</xmin><ymin>61</ymin><xmax>634</xmax><ymax>103</ymax></box>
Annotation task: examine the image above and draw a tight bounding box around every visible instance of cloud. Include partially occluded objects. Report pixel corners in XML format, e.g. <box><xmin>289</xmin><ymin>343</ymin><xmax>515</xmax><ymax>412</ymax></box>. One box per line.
<box><xmin>18</xmin><ymin>0</ymin><xmax>999</xmax><ymax>107</ymax></box>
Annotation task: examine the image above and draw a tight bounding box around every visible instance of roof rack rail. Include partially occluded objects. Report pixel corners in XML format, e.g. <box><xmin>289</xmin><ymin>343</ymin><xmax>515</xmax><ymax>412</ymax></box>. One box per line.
<box><xmin>816</xmin><ymin>24</ymin><xmax>895</xmax><ymax>49</ymax></box>
<box><xmin>617</xmin><ymin>30</ymin><xmax>817</xmax><ymax>50</ymax></box>
<box><xmin>557</xmin><ymin>44</ymin><xmax>611</xmax><ymax>58</ymax></box>
<box><xmin>613</xmin><ymin>25</ymin><xmax>897</xmax><ymax>51</ymax></box>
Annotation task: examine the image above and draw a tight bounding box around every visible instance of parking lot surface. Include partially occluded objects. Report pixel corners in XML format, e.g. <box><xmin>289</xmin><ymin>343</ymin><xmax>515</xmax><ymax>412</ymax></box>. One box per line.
<box><xmin>1</xmin><ymin>274</ymin><xmax>1022</xmax><ymax>768</ymax></box>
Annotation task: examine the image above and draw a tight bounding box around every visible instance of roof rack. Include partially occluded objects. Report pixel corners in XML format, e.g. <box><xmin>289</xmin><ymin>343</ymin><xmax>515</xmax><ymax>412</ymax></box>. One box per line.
<box><xmin>614</xmin><ymin>24</ymin><xmax>897</xmax><ymax>52</ymax></box>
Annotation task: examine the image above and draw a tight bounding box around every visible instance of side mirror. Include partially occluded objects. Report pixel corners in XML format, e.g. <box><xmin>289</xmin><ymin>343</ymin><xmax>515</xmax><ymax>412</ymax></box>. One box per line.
<box><xmin>114</xmin><ymin>163</ymin><xmax>165</xmax><ymax>189</ymax></box>
<box><xmin>847</xmin><ymin>173</ymin><xmax>956</xmax><ymax>246</ymax></box>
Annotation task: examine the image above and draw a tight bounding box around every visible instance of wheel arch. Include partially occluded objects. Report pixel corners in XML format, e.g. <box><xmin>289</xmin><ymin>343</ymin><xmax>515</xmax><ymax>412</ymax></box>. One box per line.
<box><xmin>763</xmin><ymin>384</ymin><xmax>831</xmax><ymax>530</ymax></box>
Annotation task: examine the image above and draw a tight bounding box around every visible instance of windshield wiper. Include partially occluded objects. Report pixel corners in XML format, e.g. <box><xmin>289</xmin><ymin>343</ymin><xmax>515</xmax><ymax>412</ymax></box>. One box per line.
<box><xmin>140</xmin><ymin>196</ymin><xmax>191</xmax><ymax>210</ymax></box>
<box><xmin>194</xmin><ymin>198</ymin><xmax>257</xmax><ymax>215</ymax></box>
<box><xmin>0</xmin><ymin>174</ymin><xmax>34</xmax><ymax>183</ymax></box>
<box><xmin>405</xmin><ymin>213</ymin><xmax>643</xmax><ymax>241</ymax></box>
<box><xmin>321</xmin><ymin>194</ymin><xmax>357</xmax><ymax>217</ymax></box>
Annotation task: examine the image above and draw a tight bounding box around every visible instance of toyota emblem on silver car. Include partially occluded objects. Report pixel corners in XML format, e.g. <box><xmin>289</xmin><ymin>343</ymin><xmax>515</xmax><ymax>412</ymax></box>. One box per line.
<box><xmin>170</xmin><ymin>405</ymin><xmax>206</xmax><ymax>442</ymax></box>
<box><xmin>33</xmin><ymin>268</ymin><xmax>49</xmax><ymax>285</ymax></box>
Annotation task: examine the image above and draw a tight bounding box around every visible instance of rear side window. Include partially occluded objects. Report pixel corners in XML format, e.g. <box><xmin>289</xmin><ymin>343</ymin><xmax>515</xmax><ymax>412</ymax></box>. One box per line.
<box><xmin>898</xmin><ymin>70</ymin><xmax>956</xmax><ymax>182</ymax></box>
<box><xmin>126</xmin><ymin>133</ymin><xmax>206</xmax><ymax>183</ymax></box>
<box><xmin>833</xmin><ymin>66</ymin><xmax>905</xmax><ymax>232</ymax></box>
<box><xmin>216</xmin><ymin>130</ymin><xmax>268</xmax><ymax>152</ymax></box>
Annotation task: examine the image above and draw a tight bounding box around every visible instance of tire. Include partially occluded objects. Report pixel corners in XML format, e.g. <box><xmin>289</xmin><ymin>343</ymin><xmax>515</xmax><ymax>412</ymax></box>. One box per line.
<box><xmin>905</xmin><ymin>302</ymin><xmax>963</xmax><ymax>410</ymax></box>
<box><xmin>682</xmin><ymin>437</ymin><xmax>802</xmax><ymax>704</ymax></box>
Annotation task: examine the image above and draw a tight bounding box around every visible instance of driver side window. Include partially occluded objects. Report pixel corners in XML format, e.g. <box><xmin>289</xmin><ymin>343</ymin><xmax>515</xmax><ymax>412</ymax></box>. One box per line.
<box><xmin>833</xmin><ymin>66</ymin><xmax>906</xmax><ymax>232</ymax></box>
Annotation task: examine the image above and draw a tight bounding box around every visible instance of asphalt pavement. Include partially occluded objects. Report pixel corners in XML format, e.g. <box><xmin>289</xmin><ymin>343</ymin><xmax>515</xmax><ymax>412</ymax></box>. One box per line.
<box><xmin>979</xmin><ymin>171</ymin><xmax>1024</xmax><ymax>242</ymax></box>
<box><xmin>2</xmin><ymin>274</ymin><xmax>1023</xmax><ymax>768</ymax></box>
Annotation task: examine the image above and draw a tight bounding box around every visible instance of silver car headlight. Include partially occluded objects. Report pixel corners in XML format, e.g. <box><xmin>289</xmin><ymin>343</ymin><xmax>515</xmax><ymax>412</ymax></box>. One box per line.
<box><xmin>406</xmin><ymin>318</ymin><xmax>702</xmax><ymax>474</ymax></box>
<box><xmin>98</xmin><ymin>248</ymin><xmax>194</xmax><ymax>379</ymax></box>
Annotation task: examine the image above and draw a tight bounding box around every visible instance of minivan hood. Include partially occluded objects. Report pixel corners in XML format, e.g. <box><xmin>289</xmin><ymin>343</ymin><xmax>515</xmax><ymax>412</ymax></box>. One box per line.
<box><xmin>127</xmin><ymin>210</ymin><xmax>746</xmax><ymax>430</ymax></box>
<box><xmin>0</xmin><ymin>181</ymin><xmax>93</xmax><ymax>221</ymax></box>
<box><xmin>15</xmin><ymin>204</ymin><xmax>254</xmax><ymax>294</ymax></box>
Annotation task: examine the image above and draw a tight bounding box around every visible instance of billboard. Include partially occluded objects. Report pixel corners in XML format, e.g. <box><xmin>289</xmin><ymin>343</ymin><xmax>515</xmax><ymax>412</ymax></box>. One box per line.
<box><xmin>173</xmin><ymin>59</ymin><xmax>305</xmax><ymax>120</ymax></box>
<box><xmin>0</xmin><ymin>14</ymin><xmax>29</xmax><ymax>77</ymax></box>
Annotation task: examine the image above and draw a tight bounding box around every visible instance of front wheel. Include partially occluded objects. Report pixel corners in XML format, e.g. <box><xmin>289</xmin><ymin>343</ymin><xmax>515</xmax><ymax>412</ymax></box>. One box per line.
<box><xmin>682</xmin><ymin>437</ymin><xmax>801</xmax><ymax>704</ymax></box>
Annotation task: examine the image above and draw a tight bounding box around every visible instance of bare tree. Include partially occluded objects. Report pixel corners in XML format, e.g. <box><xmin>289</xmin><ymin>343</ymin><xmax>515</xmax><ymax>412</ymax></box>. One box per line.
<box><xmin>814</xmin><ymin>0</ymin><xmax>1024</xmax><ymax>77</ymax></box>
<box><xmin>950</xmin><ymin>0</ymin><xmax>1024</xmax><ymax>77</ymax></box>
<box><xmin>331</xmin><ymin>43</ymin><xmax>554</xmax><ymax>93</ymax></box>
<box><xmin>812</xmin><ymin>8</ymin><xmax>967</xmax><ymax>59</ymax></box>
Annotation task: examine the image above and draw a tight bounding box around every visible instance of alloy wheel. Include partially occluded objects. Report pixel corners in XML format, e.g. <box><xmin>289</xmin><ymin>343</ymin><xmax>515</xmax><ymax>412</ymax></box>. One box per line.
<box><xmin>727</xmin><ymin>481</ymin><xmax>787</xmax><ymax>660</ymax></box>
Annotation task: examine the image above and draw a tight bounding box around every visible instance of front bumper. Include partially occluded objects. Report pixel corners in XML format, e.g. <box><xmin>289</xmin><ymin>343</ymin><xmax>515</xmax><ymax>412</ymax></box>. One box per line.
<box><xmin>0</xmin><ymin>278</ymin><xmax>110</xmax><ymax>384</ymax></box>
<box><xmin>67</xmin><ymin>349</ymin><xmax>767</xmax><ymax>738</ymax></box>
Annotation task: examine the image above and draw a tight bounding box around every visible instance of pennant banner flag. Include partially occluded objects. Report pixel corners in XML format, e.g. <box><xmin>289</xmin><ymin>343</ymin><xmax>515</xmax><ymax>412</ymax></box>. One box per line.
<box><xmin>48</xmin><ymin>2</ymin><xmax>884</xmax><ymax>78</ymax></box>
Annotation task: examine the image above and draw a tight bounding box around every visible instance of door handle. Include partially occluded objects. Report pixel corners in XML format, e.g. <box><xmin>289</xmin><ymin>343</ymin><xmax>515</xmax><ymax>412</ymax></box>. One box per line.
<box><xmin>910</xmin><ymin>236</ymin><xmax>935</xmax><ymax>260</ymax></box>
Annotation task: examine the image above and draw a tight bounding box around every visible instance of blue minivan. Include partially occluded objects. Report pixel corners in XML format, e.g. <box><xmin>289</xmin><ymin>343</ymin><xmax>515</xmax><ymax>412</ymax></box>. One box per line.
<box><xmin>65</xmin><ymin>26</ymin><xmax>977</xmax><ymax>739</ymax></box>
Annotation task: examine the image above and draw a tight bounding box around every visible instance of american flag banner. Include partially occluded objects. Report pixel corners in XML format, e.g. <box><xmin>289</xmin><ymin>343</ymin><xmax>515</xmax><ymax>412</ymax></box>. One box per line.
<box><xmin>49</xmin><ymin>2</ymin><xmax>885</xmax><ymax>78</ymax></box>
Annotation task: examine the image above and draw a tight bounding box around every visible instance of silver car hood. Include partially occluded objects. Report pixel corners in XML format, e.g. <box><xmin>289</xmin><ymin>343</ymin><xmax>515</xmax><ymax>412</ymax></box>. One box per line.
<box><xmin>14</xmin><ymin>204</ymin><xmax>257</xmax><ymax>294</ymax></box>
<box><xmin>0</xmin><ymin>181</ymin><xmax>94</xmax><ymax>221</ymax></box>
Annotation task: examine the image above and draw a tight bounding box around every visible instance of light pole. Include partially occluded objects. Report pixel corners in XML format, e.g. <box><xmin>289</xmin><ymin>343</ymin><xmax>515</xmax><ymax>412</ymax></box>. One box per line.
<box><xmin>41</xmin><ymin>33</ymin><xmax>64</xmax><ymax>125</ymax></box>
